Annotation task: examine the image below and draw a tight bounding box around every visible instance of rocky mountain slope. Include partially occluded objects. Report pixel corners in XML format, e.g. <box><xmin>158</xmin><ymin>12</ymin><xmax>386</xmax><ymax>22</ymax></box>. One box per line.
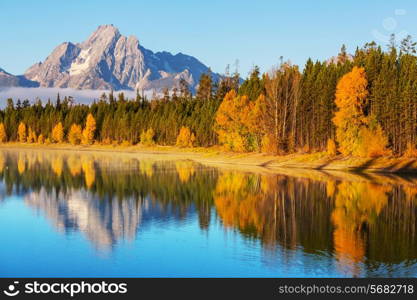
<box><xmin>0</xmin><ymin>68</ymin><xmax>38</xmax><ymax>88</ymax></box>
<box><xmin>23</xmin><ymin>25</ymin><xmax>219</xmax><ymax>91</ymax></box>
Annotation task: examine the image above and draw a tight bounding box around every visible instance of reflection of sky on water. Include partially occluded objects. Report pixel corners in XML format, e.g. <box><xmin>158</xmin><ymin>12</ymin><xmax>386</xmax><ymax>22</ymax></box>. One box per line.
<box><xmin>0</xmin><ymin>149</ymin><xmax>416</xmax><ymax>277</ymax></box>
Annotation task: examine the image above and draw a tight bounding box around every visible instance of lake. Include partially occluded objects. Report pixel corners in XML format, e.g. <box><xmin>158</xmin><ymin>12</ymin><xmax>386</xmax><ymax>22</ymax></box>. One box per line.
<box><xmin>0</xmin><ymin>149</ymin><xmax>416</xmax><ymax>277</ymax></box>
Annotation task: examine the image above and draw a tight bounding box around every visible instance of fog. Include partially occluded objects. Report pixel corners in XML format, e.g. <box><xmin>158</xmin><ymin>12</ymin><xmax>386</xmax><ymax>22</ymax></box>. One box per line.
<box><xmin>0</xmin><ymin>87</ymin><xmax>155</xmax><ymax>107</ymax></box>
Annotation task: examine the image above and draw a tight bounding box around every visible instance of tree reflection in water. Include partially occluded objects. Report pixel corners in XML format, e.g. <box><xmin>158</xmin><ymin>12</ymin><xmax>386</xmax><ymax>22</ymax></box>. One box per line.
<box><xmin>0</xmin><ymin>149</ymin><xmax>415</xmax><ymax>275</ymax></box>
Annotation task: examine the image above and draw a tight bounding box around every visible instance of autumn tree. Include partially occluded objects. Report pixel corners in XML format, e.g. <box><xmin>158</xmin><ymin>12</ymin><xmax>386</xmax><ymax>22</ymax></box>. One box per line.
<box><xmin>68</xmin><ymin>124</ymin><xmax>82</xmax><ymax>145</ymax></box>
<box><xmin>332</xmin><ymin>67</ymin><xmax>368</xmax><ymax>155</ymax></box>
<box><xmin>82</xmin><ymin>113</ymin><xmax>96</xmax><ymax>145</ymax></box>
<box><xmin>0</xmin><ymin>39</ymin><xmax>414</xmax><ymax>157</ymax></box>
<box><xmin>0</xmin><ymin>123</ymin><xmax>7</xmax><ymax>143</ymax></box>
<box><xmin>52</xmin><ymin>122</ymin><xmax>64</xmax><ymax>143</ymax></box>
<box><xmin>356</xmin><ymin>118</ymin><xmax>389</xmax><ymax>157</ymax></box>
<box><xmin>214</xmin><ymin>90</ymin><xmax>262</xmax><ymax>152</ymax></box>
<box><xmin>263</xmin><ymin>62</ymin><xmax>301</xmax><ymax>153</ymax></box>
<box><xmin>140</xmin><ymin>128</ymin><xmax>155</xmax><ymax>146</ymax></box>
<box><xmin>176</xmin><ymin>127</ymin><xmax>196</xmax><ymax>147</ymax></box>
<box><xmin>38</xmin><ymin>134</ymin><xmax>45</xmax><ymax>144</ymax></box>
<box><xmin>332</xmin><ymin>67</ymin><xmax>388</xmax><ymax>157</ymax></box>
<box><xmin>18</xmin><ymin>122</ymin><xmax>27</xmax><ymax>143</ymax></box>
<box><xmin>27</xmin><ymin>128</ymin><xmax>37</xmax><ymax>143</ymax></box>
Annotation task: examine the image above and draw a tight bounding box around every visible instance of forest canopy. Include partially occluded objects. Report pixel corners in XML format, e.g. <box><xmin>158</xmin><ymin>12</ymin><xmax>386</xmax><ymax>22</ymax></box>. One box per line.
<box><xmin>0</xmin><ymin>36</ymin><xmax>416</xmax><ymax>157</ymax></box>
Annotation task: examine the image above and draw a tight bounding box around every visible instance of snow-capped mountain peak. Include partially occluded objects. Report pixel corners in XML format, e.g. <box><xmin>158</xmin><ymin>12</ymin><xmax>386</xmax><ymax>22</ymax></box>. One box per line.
<box><xmin>23</xmin><ymin>24</ymin><xmax>218</xmax><ymax>91</ymax></box>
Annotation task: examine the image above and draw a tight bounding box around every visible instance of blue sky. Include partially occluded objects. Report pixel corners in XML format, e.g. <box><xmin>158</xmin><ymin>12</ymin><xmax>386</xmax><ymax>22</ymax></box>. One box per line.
<box><xmin>1</xmin><ymin>0</ymin><xmax>416</xmax><ymax>77</ymax></box>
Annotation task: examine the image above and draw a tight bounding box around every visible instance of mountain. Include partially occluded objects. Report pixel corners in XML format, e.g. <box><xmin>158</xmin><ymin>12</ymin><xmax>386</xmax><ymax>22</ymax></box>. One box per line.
<box><xmin>0</xmin><ymin>67</ymin><xmax>38</xmax><ymax>88</ymax></box>
<box><xmin>24</xmin><ymin>25</ymin><xmax>219</xmax><ymax>92</ymax></box>
<box><xmin>326</xmin><ymin>53</ymin><xmax>354</xmax><ymax>65</ymax></box>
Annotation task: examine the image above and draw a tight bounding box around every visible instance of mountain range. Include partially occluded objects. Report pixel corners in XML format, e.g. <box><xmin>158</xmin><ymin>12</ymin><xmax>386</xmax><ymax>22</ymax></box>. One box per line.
<box><xmin>0</xmin><ymin>25</ymin><xmax>220</xmax><ymax>92</ymax></box>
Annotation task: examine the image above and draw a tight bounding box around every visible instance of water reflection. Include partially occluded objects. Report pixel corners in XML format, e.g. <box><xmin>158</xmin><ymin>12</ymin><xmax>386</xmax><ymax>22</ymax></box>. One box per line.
<box><xmin>0</xmin><ymin>149</ymin><xmax>416</xmax><ymax>277</ymax></box>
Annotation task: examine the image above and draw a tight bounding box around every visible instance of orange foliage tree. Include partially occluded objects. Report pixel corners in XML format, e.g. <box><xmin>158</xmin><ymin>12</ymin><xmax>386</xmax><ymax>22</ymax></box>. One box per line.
<box><xmin>332</xmin><ymin>67</ymin><xmax>388</xmax><ymax>157</ymax></box>
<box><xmin>214</xmin><ymin>90</ymin><xmax>264</xmax><ymax>152</ymax></box>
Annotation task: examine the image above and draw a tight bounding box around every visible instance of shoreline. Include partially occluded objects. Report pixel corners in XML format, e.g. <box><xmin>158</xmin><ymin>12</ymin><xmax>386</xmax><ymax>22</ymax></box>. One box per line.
<box><xmin>1</xmin><ymin>143</ymin><xmax>417</xmax><ymax>174</ymax></box>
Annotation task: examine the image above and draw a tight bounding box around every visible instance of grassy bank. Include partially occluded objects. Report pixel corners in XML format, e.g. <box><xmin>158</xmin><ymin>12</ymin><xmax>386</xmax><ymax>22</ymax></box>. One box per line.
<box><xmin>1</xmin><ymin>143</ymin><xmax>417</xmax><ymax>174</ymax></box>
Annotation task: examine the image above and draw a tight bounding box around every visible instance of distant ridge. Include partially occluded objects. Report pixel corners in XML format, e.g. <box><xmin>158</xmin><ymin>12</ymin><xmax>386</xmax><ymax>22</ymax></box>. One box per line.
<box><xmin>0</xmin><ymin>67</ymin><xmax>38</xmax><ymax>88</ymax></box>
<box><xmin>2</xmin><ymin>25</ymin><xmax>220</xmax><ymax>92</ymax></box>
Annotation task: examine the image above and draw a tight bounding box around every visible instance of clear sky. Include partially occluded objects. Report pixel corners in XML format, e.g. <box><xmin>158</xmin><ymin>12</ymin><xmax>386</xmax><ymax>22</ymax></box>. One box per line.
<box><xmin>1</xmin><ymin>0</ymin><xmax>416</xmax><ymax>77</ymax></box>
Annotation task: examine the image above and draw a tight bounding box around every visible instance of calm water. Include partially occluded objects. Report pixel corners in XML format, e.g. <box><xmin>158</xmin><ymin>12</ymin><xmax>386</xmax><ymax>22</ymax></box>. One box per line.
<box><xmin>0</xmin><ymin>149</ymin><xmax>416</xmax><ymax>278</ymax></box>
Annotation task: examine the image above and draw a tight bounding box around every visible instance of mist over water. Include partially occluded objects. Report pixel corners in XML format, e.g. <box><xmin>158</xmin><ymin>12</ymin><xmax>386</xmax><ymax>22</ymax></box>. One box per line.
<box><xmin>0</xmin><ymin>149</ymin><xmax>416</xmax><ymax>277</ymax></box>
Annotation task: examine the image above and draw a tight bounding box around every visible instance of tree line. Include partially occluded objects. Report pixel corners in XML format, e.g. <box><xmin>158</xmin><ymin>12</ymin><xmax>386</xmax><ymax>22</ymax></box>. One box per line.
<box><xmin>0</xmin><ymin>36</ymin><xmax>416</xmax><ymax>156</ymax></box>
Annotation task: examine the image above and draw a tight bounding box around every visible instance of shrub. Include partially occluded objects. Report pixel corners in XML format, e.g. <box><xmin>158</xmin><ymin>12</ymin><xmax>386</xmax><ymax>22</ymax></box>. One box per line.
<box><xmin>356</xmin><ymin>125</ymin><xmax>389</xmax><ymax>158</ymax></box>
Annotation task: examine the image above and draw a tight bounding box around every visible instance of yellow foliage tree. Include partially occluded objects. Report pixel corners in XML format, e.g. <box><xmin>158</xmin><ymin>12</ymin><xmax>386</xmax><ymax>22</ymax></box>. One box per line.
<box><xmin>82</xmin><ymin>113</ymin><xmax>96</xmax><ymax>145</ymax></box>
<box><xmin>0</xmin><ymin>123</ymin><xmax>7</xmax><ymax>143</ymax></box>
<box><xmin>52</xmin><ymin>122</ymin><xmax>64</xmax><ymax>143</ymax></box>
<box><xmin>332</xmin><ymin>67</ymin><xmax>388</xmax><ymax>157</ymax></box>
<box><xmin>27</xmin><ymin>127</ymin><xmax>37</xmax><ymax>143</ymax></box>
<box><xmin>176</xmin><ymin>127</ymin><xmax>196</xmax><ymax>147</ymax></box>
<box><xmin>18</xmin><ymin>122</ymin><xmax>27</xmax><ymax>143</ymax></box>
<box><xmin>140</xmin><ymin>128</ymin><xmax>155</xmax><ymax>146</ymax></box>
<box><xmin>68</xmin><ymin>124</ymin><xmax>82</xmax><ymax>145</ymax></box>
<box><xmin>37</xmin><ymin>134</ymin><xmax>45</xmax><ymax>144</ymax></box>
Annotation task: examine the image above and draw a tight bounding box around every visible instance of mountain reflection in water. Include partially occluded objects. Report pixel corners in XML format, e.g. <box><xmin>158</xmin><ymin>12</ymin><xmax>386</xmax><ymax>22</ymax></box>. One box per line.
<box><xmin>0</xmin><ymin>149</ymin><xmax>416</xmax><ymax>277</ymax></box>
